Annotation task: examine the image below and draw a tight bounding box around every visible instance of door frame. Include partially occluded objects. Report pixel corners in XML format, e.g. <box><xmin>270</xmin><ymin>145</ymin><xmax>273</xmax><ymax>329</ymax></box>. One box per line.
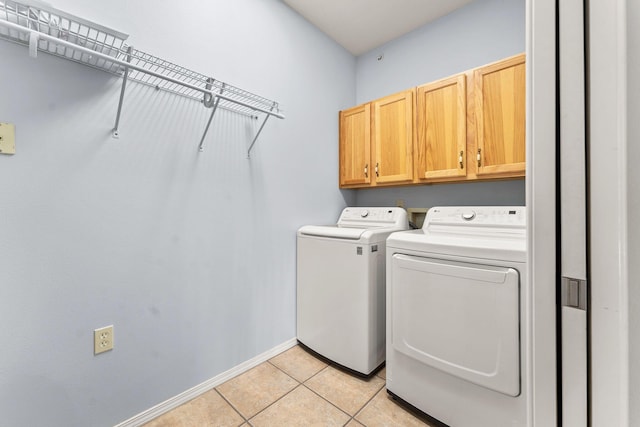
<box><xmin>526</xmin><ymin>0</ymin><xmax>558</xmax><ymax>425</ymax></box>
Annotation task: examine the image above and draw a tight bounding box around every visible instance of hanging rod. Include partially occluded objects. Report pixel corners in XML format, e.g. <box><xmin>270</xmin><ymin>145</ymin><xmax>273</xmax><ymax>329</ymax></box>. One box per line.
<box><xmin>0</xmin><ymin>1</ymin><xmax>284</xmax><ymax>155</ymax></box>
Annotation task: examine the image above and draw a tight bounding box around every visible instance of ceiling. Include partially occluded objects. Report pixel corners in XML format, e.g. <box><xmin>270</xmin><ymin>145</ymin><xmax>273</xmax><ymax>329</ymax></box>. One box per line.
<box><xmin>282</xmin><ymin>0</ymin><xmax>475</xmax><ymax>56</ymax></box>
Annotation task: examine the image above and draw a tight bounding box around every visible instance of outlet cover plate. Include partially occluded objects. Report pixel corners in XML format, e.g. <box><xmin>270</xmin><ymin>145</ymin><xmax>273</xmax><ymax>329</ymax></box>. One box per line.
<box><xmin>0</xmin><ymin>123</ymin><xmax>16</xmax><ymax>155</ymax></box>
<box><xmin>94</xmin><ymin>325</ymin><xmax>114</xmax><ymax>355</ymax></box>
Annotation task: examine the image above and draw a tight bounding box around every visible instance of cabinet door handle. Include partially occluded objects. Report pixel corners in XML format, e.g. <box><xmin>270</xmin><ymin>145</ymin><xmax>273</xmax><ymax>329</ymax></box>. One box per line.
<box><xmin>375</xmin><ymin>162</ymin><xmax>379</xmax><ymax>177</ymax></box>
<box><xmin>364</xmin><ymin>163</ymin><xmax>369</xmax><ymax>177</ymax></box>
<box><xmin>459</xmin><ymin>151</ymin><xmax>464</xmax><ymax>169</ymax></box>
<box><xmin>477</xmin><ymin>149</ymin><xmax>482</xmax><ymax>167</ymax></box>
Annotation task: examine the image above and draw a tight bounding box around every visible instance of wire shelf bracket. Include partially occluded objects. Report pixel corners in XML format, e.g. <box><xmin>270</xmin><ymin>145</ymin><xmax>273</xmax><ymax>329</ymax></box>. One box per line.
<box><xmin>198</xmin><ymin>83</ymin><xmax>223</xmax><ymax>152</ymax></box>
<box><xmin>247</xmin><ymin>102</ymin><xmax>277</xmax><ymax>158</ymax></box>
<box><xmin>112</xmin><ymin>45</ymin><xmax>131</xmax><ymax>139</ymax></box>
<box><xmin>0</xmin><ymin>0</ymin><xmax>285</xmax><ymax>154</ymax></box>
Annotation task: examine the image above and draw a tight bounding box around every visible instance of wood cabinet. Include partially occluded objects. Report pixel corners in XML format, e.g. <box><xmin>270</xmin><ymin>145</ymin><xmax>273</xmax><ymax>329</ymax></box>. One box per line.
<box><xmin>338</xmin><ymin>53</ymin><xmax>525</xmax><ymax>188</ymax></box>
<box><xmin>474</xmin><ymin>53</ymin><xmax>526</xmax><ymax>177</ymax></box>
<box><xmin>372</xmin><ymin>90</ymin><xmax>414</xmax><ymax>185</ymax></box>
<box><xmin>339</xmin><ymin>90</ymin><xmax>414</xmax><ymax>188</ymax></box>
<box><xmin>415</xmin><ymin>74</ymin><xmax>467</xmax><ymax>181</ymax></box>
<box><xmin>339</xmin><ymin>104</ymin><xmax>371</xmax><ymax>187</ymax></box>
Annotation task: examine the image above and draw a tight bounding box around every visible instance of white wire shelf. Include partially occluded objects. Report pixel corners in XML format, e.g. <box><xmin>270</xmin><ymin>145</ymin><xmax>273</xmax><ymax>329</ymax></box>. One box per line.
<box><xmin>119</xmin><ymin>48</ymin><xmax>281</xmax><ymax>119</ymax></box>
<box><xmin>0</xmin><ymin>0</ymin><xmax>128</xmax><ymax>72</ymax></box>
<box><xmin>0</xmin><ymin>0</ymin><xmax>284</xmax><ymax>156</ymax></box>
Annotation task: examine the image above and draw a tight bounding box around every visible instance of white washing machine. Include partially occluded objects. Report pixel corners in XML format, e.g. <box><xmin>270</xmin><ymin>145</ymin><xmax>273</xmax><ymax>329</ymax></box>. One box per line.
<box><xmin>386</xmin><ymin>206</ymin><xmax>529</xmax><ymax>427</ymax></box>
<box><xmin>297</xmin><ymin>207</ymin><xmax>408</xmax><ymax>376</ymax></box>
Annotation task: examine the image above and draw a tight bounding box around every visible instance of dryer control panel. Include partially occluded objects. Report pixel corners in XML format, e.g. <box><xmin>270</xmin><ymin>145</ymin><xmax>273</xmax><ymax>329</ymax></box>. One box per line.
<box><xmin>425</xmin><ymin>206</ymin><xmax>526</xmax><ymax>229</ymax></box>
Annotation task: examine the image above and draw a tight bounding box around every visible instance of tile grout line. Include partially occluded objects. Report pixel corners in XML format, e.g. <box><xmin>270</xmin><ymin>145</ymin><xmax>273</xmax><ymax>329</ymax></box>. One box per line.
<box><xmin>299</xmin><ymin>383</ymin><xmax>354</xmax><ymax>421</ymax></box>
<box><xmin>267</xmin><ymin>358</ymin><xmax>359</xmax><ymax>425</ymax></box>
<box><xmin>218</xmin><ymin>350</ymin><xmax>318</xmax><ymax>426</ymax></box>
<box><xmin>301</xmin><ymin>365</ymin><xmax>383</xmax><ymax>422</ymax></box>
<box><xmin>266</xmin><ymin>358</ymin><xmax>311</xmax><ymax>383</ymax></box>
<box><xmin>245</xmin><ymin>381</ymin><xmax>303</xmax><ymax>425</ymax></box>
<box><xmin>302</xmin><ymin>363</ymin><xmax>330</xmax><ymax>383</ymax></box>
<box><xmin>240</xmin><ymin>359</ymin><xmax>306</xmax><ymax>425</ymax></box>
<box><xmin>351</xmin><ymin>381</ymin><xmax>387</xmax><ymax>424</ymax></box>
<box><xmin>212</xmin><ymin>387</ymin><xmax>249</xmax><ymax>426</ymax></box>
<box><xmin>215</xmin><ymin>358</ymin><xmax>302</xmax><ymax>425</ymax></box>
<box><xmin>299</xmin><ymin>364</ymin><xmax>388</xmax><ymax>426</ymax></box>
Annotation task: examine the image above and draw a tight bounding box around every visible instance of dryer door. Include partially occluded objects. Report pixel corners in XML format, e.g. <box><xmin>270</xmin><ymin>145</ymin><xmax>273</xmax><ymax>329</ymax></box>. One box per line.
<box><xmin>390</xmin><ymin>254</ymin><xmax>520</xmax><ymax>396</ymax></box>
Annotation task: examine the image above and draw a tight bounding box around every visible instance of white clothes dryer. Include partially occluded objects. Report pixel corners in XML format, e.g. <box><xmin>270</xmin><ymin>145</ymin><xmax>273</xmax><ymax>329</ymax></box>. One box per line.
<box><xmin>386</xmin><ymin>206</ymin><xmax>529</xmax><ymax>427</ymax></box>
<box><xmin>297</xmin><ymin>207</ymin><xmax>408</xmax><ymax>376</ymax></box>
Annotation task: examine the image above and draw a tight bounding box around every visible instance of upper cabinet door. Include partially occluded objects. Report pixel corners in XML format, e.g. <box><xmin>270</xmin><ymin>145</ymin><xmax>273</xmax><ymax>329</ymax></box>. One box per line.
<box><xmin>415</xmin><ymin>74</ymin><xmax>467</xmax><ymax>181</ymax></box>
<box><xmin>372</xmin><ymin>90</ymin><xmax>414</xmax><ymax>184</ymax></box>
<box><xmin>474</xmin><ymin>54</ymin><xmax>526</xmax><ymax>177</ymax></box>
<box><xmin>339</xmin><ymin>103</ymin><xmax>371</xmax><ymax>187</ymax></box>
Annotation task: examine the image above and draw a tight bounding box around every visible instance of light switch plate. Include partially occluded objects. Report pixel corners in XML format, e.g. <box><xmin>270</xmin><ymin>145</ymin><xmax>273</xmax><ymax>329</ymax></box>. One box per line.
<box><xmin>0</xmin><ymin>123</ymin><xmax>16</xmax><ymax>155</ymax></box>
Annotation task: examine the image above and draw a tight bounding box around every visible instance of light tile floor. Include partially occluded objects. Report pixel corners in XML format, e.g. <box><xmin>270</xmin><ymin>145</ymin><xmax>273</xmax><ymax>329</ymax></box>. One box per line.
<box><xmin>144</xmin><ymin>345</ymin><xmax>437</xmax><ymax>427</ymax></box>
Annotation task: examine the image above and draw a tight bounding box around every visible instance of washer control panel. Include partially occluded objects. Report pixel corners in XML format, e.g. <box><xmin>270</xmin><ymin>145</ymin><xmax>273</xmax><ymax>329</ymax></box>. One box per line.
<box><xmin>338</xmin><ymin>207</ymin><xmax>408</xmax><ymax>228</ymax></box>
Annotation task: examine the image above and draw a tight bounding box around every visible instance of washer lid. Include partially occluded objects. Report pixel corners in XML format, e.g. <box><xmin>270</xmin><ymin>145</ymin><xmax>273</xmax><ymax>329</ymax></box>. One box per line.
<box><xmin>298</xmin><ymin>207</ymin><xmax>409</xmax><ymax>242</ymax></box>
<box><xmin>298</xmin><ymin>225</ymin><xmax>369</xmax><ymax>240</ymax></box>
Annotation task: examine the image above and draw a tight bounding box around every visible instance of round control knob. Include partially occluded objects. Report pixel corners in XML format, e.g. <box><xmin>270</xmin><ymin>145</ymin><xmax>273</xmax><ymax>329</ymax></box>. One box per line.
<box><xmin>461</xmin><ymin>211</ymin><xmax>476</xmax><ymax>221</ymax></box>
<box><xmin>361</xmin><ymin>210</ymin><xmax>369</xmax><ymax>218</ymax></box>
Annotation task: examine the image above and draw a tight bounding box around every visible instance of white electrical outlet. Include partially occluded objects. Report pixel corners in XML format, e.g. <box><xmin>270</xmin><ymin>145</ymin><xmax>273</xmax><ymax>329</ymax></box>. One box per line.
<box><xmin>94</xmin><ymin>325</ymin><xmax>114</xmax><ymax>355</ymax></box>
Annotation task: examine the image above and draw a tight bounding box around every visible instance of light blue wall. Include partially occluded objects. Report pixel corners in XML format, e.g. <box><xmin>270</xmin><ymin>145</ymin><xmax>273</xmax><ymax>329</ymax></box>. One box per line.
<box><xmin>354</xmin><ymin>0</ymin><xmax>526</xmax><ymax>209</ymax></box>
<box><xmin>0</xmin><ymin>0</ymin><xmax>354</xmax><ymax>425</ymax></box>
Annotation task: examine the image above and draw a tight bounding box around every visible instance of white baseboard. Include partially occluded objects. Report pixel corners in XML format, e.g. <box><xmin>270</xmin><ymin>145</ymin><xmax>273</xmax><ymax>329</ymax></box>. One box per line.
<box><xmin>115</xmin><ymin>337</ymin><xmax>298</xmax><ymax>427</ymax></box>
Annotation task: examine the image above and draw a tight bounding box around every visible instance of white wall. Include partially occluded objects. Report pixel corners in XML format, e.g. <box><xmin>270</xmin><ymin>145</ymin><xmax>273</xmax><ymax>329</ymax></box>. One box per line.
<box><xmin>0</xmin><ymin>0</ymin><xmax>355</xmax><ymax>425</ymax></box>
<box><xmin>353</xmin><ymin>0</ymin><xmax>526</xmax><ymax>209</ymax></box>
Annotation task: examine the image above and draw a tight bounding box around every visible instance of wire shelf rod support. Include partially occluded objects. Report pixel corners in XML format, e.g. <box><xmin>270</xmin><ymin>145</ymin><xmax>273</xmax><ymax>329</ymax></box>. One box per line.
<box><xmin>198</xmin><ymin>85</ymin><xmax>223</xmax><ymax>152</ymax></box>
<box><xmin>247</xmin><ymin>103</ymin><xmax>277</xmax><ymax>158</ymax></box>
<box><xmin>112</xmin><ymin>45</ymin><xmax>132</xmax><ymax>138</ymax></box>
